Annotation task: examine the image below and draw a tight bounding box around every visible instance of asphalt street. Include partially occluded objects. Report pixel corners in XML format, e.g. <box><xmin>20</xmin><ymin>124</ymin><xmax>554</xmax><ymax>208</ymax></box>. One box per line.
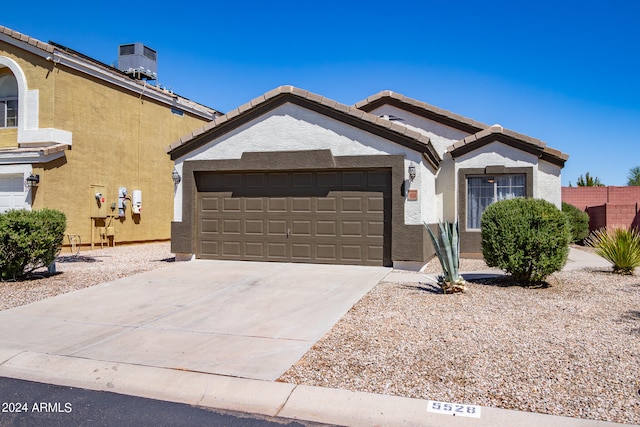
<box><xmin>0</xmin><ymin>376</ymin><xmax>332</xmax><ymax>427</ymax></box>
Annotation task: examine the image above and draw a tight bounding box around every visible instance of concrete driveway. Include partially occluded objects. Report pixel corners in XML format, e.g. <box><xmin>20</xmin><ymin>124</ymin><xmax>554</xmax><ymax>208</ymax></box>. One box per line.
<box><xmin>0</xmin><ymin>260</ymin><xmax>389</xmax><ymax>381</ymax></box>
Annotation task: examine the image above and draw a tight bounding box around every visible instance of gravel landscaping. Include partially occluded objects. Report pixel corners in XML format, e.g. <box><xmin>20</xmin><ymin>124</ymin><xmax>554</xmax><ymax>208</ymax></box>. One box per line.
<box><xmin>1</xmin><ymin>243</ymin><xmax>638</xmax><ymax>424</ymax></box>
<box><xmin>279</xmin><ymin>257</ymin><xmax>640</xmax><ymax>425</ymax></box>
<box><xmin>0</xmin><ymin>242</ymin><xmax>174</xmax><ymax>311</ymax></box>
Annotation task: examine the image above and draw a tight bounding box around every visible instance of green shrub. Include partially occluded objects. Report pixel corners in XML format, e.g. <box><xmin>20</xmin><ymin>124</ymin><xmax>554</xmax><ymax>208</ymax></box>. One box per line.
<box><xmin>585</xmin><ymin>227</ymin><xmax>640</xmax><ymax>275</ymax></box>
<box><xmin>0</xmin><ymin>209</ymin><xmax>66</xmax><ymax>280</ymax></box>
<box><xmin>562</xmin><ymin>202</ymin><xmax>590</xmax><ymax>243</ymax></box>
<box><xmin>481</xmin><ymin>198</ymin><xmax>570</xmax><ymax>283</ymax></box>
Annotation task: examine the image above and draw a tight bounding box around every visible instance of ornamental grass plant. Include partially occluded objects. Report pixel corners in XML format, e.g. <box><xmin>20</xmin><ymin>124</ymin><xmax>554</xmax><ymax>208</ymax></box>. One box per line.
<box><xmin>585</xmin><ymin>227</ymin><xmax>640</xmax><ymax>275</ymax></box>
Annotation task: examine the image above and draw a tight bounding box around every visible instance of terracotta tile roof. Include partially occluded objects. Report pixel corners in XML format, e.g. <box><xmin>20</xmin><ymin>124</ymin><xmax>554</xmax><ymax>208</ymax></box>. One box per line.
<box><xmin>448</xmin><ymin>124</ymin><xmax>569</xmax><ymax>166</ymax></box>
<box><xmin>356</xmin><ymin>90</ymin><xmax>569</xmax><ymax>166</ymax></box>
<box><xmin>0</xmin><ymin>25</ymin><xmax>54</xmax><ymax>54</ymax></box>
<box><xmin>167</xmin><ymin>85</ymin><xmax>442</xmax><ymax>169</ymax></box>
<box><xmin>355</xmin><ymin>90</ymin><xmax>487</xmax><ymax>134</ymax></box>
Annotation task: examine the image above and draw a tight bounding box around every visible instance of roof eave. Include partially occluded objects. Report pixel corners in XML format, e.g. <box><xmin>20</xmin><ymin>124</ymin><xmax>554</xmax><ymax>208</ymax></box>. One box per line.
<box><xmin>168</xmin><ymin>87</ymin><xmax>442</xmax><ymax>167</ymax></box>
<box><xmin>448</xmin><ymin>132</ymin><xmax>568</xmax><ymax>168</ymax></box>
<box><xmin>355</xmin><ymin>90</ymin><xmax>487</xmax><ymax>135</ymax></box>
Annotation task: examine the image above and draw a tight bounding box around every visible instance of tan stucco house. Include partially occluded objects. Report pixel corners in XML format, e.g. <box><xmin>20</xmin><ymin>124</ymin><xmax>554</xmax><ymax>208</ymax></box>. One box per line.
<box><xmin>0</xmin><ymin>25</ymin><xmax>220</xmax><ymax>248</ymax></box>
<box><xmin>168</xmin><ymin>86</ymin><xmax>568</xmax><ymax>268</ymax></box>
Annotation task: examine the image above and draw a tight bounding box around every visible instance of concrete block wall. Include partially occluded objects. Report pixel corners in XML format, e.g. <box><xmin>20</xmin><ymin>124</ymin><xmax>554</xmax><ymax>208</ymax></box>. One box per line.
<box><xmin>563</xmin><ymin>186</ymin><xmax>640</xmax><ymax>231</ymax></box>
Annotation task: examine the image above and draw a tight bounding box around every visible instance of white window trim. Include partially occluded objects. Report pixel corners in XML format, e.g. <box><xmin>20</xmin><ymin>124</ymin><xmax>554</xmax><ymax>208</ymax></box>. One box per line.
<box><xmin>0</xmin><ymin>56</ymin><xmax>72</xmax><ymax>146</ymax></box>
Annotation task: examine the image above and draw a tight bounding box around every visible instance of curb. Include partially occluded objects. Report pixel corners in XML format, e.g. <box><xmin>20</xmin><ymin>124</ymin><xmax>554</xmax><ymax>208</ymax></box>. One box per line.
<box><xmin>0</xmin><ymin>351</ymin><xmax>626</xmax><ymax>427</ymax></box>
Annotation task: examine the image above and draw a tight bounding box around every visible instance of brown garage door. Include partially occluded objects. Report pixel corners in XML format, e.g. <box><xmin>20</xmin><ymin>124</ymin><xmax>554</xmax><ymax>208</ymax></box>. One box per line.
<box><xmin>195</xmin><ymin>170</ymin><xmax>391</xmax><ymax>266</ymax></box>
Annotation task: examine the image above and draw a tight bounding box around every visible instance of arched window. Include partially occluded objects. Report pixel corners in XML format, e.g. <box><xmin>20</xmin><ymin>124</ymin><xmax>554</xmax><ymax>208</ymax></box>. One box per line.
<box><xmin>0</xmin><ymin>71</ymin><xmax>18</xmax><ymax>128</ymax></box>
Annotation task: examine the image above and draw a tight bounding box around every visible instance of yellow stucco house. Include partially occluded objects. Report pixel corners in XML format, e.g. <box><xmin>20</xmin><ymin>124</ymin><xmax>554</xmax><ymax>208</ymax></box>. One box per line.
<box><xmin>0</xmin><ymin>25</ymin><xmax>220</xmax><ymax>248</ymax></box>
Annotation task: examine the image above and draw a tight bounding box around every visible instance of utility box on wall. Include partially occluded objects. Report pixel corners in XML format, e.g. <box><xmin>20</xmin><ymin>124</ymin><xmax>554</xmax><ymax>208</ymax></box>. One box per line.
<box><xmin>132</xmin><ymin>190</ymin><xmax>142</xmax><ymax>214</ymax></box>
<box><xmin>90</xmin><ymin>184</ymin><xmax>107</xmax><ymax>218</ymax></box>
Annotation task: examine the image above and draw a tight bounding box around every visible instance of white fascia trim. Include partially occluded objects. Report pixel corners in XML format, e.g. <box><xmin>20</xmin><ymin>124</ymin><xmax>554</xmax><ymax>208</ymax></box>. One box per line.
<box><xmin>0</xmin><ymin>148</ymin><xmax>66</xmax><ymax>165</ymax></box>
<box><xmin>52</xmin><ymin>51</ymin><xmax>217</xmax><ymax>120</ymax></box>
<box><xmin>0</xmin><ymin>33</ymin><xmax>51</xmax><ymax>59</ymax></box>
<box><xmin>18</xmin><ymin>128</ymin><xmax>72</xmax><ymax>146</ymax></box>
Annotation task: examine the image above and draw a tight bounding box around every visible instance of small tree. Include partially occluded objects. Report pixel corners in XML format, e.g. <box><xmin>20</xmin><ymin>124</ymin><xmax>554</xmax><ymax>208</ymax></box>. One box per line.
<box><xmin>0</xmin><ymin>209</ymin><xmax>66</xmax><ymax>280</ymax></box>
<box><xmin>481</xmin><ymin>198</ymin><xmax>570</xmax><ymax>283</ymax></box>
<box><xmin>627</xmin><ymin>166</ymin><xmax>640</xmax><ymax>186</ymax></box>
<box><xmin>562</xmin><ymin>202</ymin><xmax>590</xmax><ymax>244</ymax></box>
<box><xmin>577</xmin><ymin>172</ymin><xmax>604</xmax><ymax>187</ymax></box>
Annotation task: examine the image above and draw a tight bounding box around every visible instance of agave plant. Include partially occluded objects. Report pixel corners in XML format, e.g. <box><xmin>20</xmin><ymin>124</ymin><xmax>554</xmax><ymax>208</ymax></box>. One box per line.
<box><xmin>425</xmin><ymin>221</ymin><xmax>466</xmax><ymax>293</ymax></box>
<box><xmin>585</xmin><ymin>227</ymin><xmax>640</xmax><ymax>275</ymax></box>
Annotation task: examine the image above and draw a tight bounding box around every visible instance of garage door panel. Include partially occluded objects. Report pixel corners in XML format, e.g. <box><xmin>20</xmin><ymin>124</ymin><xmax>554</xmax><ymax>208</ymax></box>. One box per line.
<box><xmin>245</xmin><ymin>242</ymin><xmax>264</xmax><ymax>257</ymax></box>
<box><xmin>367</xmin><ymin>196</ymin><xmax>385</xmax><ymax>213</ymax></box>
<box><xmin>267</xmin><ymin>243</ymin><xmax>287</xmax><ymax>258</ymax></box>
<box><xmin>291</xmin><ymin>244</ymin><xmax>312</xmax><ymax>260</ymax></box>
<box><xmin>223</xmin><ymin>197</ymin><xmax>241</xmax><ymax>212</ymax></box>
<box><xmin>341</xmin><ymin>171</ymin><xmax>365</xmax><ymax>187</ymax></box>
<box><xmin>201</xmin><ymin>241</ymin><xmax>219</xmax><ymax>257</ymax></box>
<box><xmin>317</xmin><ymin>197</ymin><xmax>337</xmax><ymax>212</ymax></box>
<box><xmin>316</xmin><ymin>244</ymin><xmax>338</xmax><ymax>261</ymax></box>
<box><xmin>268</xmin><ymin>198</ymin><xmax>287</xmax><ymax>212</ymax></box>
<box><xmin>200</xmin><ymin>197</ymin><xmax>220</xmax><ymax>212</ymax></box>
<box><xmin>246</xmin><ymin>173</ymin><xmax>266</xmax><ymax>188</ymax></box>
<box><xmin>316</xmin><ymin>220</ymin><xmax>337</xmax><ymax>237</ymax></box>
<box><xmin>223</xmin><ymin>174</ymin><xmax>242</xmax><ymax>187</ymax></box>
<box><xmin>291</xmin><ymin>197</ymin><xmax>312</xmax><ymax>212</ymax></box>
<box><xmin>197</xmin><ymin>170</ymin><xmax>391</xmax><ymax>266</ymax></box>
<box><xmin>342</xmin><ymin>197</ymin><xmax>363</xmax><ymax>213</ymax></box>
<box><xmin>317</xmin><ymin>172</ymin><xmax>338</xmax><ymax>188</ymax></box>
<box><xmin>222</xmin><ymin>219</ymin><xmax>241</xmax><ymax>234</ymax></box>
<box><xmin>201</xmin><ymin>219</ymin><xmax>219</xmax><ymax>234</ymax></box>
<box><xmin>268</xmin><ymin>220</ymin><xmax>287</xmax><ymax>235</ymax></box>
<box><xmin>292</xmin><ymin>172</ymin><xmax>313</xmax><ymax>188</ymax></box>
<box><xmin>222</xmin><ymin>241</ymin><xmax>241</xmax><ymax>257</ymax></box>
<box><xmin>245</xmin><ymin>198</ymin><xmax>264</xmax><ymax>212</ymax></box>
<box><xmin>367</xmin><ymin>171</ymin><xmax>390</xmax><ymax>188</ymax></box>
<box><xmin>341</xmin><ymin>221</ymin><xmax>362</xmax><ymax>237</ymax></box>
<box><xmin>367</xmin><ymin>245</ymin><xmax>384</xmax><ymax>261</ymax></box>
<box><xmin>269</xmin><ymin>173</ymin><xmax>288</xmax><ymax>188</ymax></box>
<box><xmin>245</xmin><ymin>220</ymin><xmax>264</xmax><ymax>235</ymax></box>
<box><xmin>292</xmin><ymin>220</ymin><xmax>312</xmax><ymax>236</ymax></box>
<box><xmin>368</xmin><ymin>221</ymin><xmax>384</xmax><ymax>237</ymax></box>
<box><xmin>341</xmin><ymin>245</ymin><xmax>363</xmax><ymax>261</ymax></box>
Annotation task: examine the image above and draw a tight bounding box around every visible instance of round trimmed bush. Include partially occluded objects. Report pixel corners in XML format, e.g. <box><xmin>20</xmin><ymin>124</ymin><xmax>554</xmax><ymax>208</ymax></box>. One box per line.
<box><xmin>481</xmin><ymin>198</ymin><xmax>570</xmax><ymax>283</ymax></box>
<box><xmin>0</xmin><ymin>208</ymin><xmax>66</xmax><ymax>280</ymax></box>
<box><xmin>562</xmin><ymin>202</ymin><xmax>590</xmax><ymax>244</ymax></box>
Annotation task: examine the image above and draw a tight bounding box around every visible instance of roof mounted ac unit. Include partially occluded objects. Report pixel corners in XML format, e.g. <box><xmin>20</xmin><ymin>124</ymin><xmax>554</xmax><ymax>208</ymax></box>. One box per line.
<box><xmin>117</xmin><ymin>43</ymin><xmax>157</xmax><ymax>80</ymax></box>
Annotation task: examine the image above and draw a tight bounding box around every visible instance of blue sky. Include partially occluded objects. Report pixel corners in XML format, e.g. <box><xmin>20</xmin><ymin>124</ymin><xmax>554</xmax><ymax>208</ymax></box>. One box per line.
<box><xmin>3</xmin><ymin>1</ymin><xmax>639</xmax><ymax>186</ymax></box>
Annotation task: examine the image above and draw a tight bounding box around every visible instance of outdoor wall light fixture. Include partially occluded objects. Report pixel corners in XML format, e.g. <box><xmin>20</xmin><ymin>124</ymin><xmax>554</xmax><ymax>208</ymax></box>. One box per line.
<box><xmin>171</xmin><ymin>169</ymin><xmax>181</xmax><ymax>185</ymax></box>
<box><xmin>26</xmin><ymin>173</ymin><xmax>40</xmax><ymax>188</ymax></box>
<box><xmin>408</xmin><ymin>164</ymin><xmax>417</xmax><ymax>181</ymax></box>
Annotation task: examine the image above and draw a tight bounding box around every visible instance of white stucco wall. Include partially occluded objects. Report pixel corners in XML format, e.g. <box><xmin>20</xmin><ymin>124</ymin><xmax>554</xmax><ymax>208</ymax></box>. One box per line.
<box><xmin>435</xmin><ymin>155</ymin><xmax>457</xmax><ymax>222</ymax></box>
<box><xmin>447</xmin><ymin>141</ymin><xmax>562</xmax><ymax>218</ymax></box>
<box><xmin>536</xmin><ymin>160</ymin><xmax>562</xmax><ymax>207</ymax></box>
<box><xmin>174</xmin><ymin>102</ymin><xmax>436</xmax><ymax>224</ymax></box>
<box><xmin>366</xmin><ymin>104</ymin><xmax>471</xmax><ymax>156</ymax></box>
